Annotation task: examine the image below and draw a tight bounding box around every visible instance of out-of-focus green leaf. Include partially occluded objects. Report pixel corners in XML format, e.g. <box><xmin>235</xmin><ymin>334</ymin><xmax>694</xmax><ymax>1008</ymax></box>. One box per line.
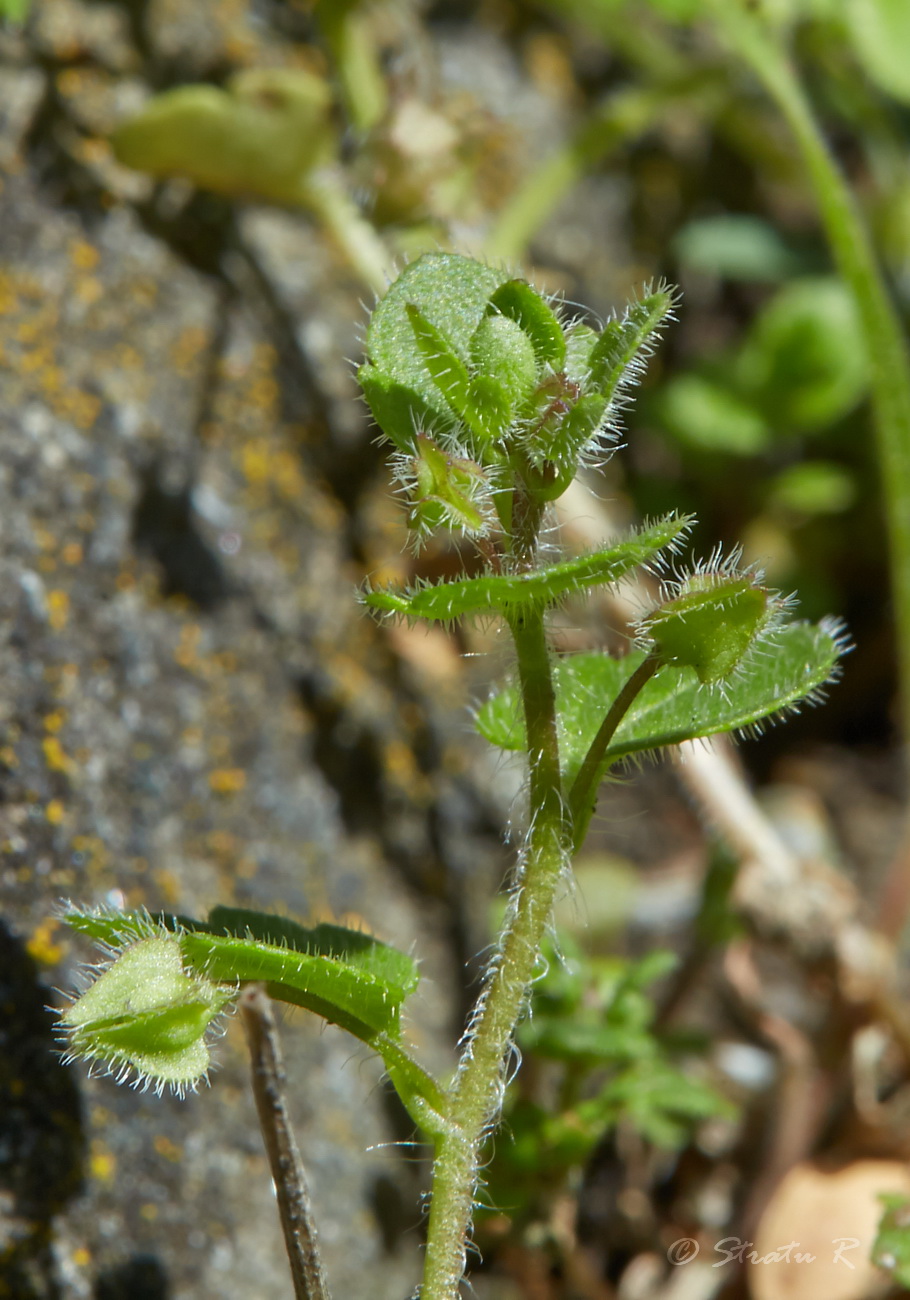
<box><xmin>674</xmin><ymin>214</ymin><xmax>806</xmax><ymax>283</ymax></box>
<box><xmin>767</xmin><ymin>460</ymin><xmax>856</xmax><ymax>516</ymax></box>
<box><xmin>873</xmin><ymin>1195</ymin><xmax>910</xmax><ymax>1286</ymax></box>
<box><xmin>846</xmin><ymin>0</ymin><xmax>910</xmax><ymax>105</ymax></box>
<box><xmin>736</xmin><ymin>277</ymin><xmax>869</xmax><ymax>432</ymax></box>
<box><xmin>657</xmin><ymin>372</ymin><xmax>771</xmax><ymax>454</ymax></box>
<box><xmin>112</xmin><ymin>70</ymin><xmax>335</xmax><ymax>205</ymax></box>
<box><xmin>0</xmin><ymin>0</ymin><xmax>29</xmax><ymax>21</ymax></box>
<box><xmin>476</xmin><ymin>621</ymin><xmax>845</xmax><ymax>786</ymax></box>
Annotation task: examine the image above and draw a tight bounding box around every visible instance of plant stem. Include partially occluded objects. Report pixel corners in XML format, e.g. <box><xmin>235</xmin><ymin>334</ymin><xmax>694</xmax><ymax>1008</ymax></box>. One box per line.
<box><xmin>301</xmin><ymin>171</ymin><xmax>393</xmax><ymax>296</ymax></box>
<box><xmin>485</xmin><ymin>85</ymin><xmax>677</xmax><ymax>265</ymax></box>
<box><xmin>421</xmin><ymin>607</ymin><xmax>569</xmax><ymax>1299</ymax></box>
<box><xmin>714</xmin><ymin>3</ymin><xmax>910</xmax><ymax>763</ymax></box>
<box><xmin>240</xmin><ymin>985</ymin><xmax>332</xmax><ymax>1300</ymax></box>
<box><xmin>569</xmin><ymin>653</ymin><xmax>662</xmax><ymax>852</ymax></box>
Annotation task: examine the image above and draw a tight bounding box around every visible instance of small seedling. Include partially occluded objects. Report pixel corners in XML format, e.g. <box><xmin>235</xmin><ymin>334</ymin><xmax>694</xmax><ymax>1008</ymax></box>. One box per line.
<box><xmin>58</xmin><ymin>252</ymin><xmax>844</xmax><ymax>1300</ymax></box>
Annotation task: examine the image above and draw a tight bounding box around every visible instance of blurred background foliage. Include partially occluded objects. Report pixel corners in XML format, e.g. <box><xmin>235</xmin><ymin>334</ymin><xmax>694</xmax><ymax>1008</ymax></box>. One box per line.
<box><xmin>28</xmin><ymin>0</ymin><xmax>901</xmax><ymax>750</ymax></box>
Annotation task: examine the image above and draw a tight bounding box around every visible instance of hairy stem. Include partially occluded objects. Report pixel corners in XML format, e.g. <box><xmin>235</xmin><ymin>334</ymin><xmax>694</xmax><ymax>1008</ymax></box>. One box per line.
<box><xmin>569</xmin><ymin>652</ymin><xmax>662</xmax><ymax>852</ymax></box>
<box><xmin>714</xmin><ymin>4</ymin><xmax>910</xmax><ymax>765</ymax></box>
<box><xmin>240</xmin><ymin>986</ymin><xmax>332</xmax><ymax>1300</ymax></box>
<box><xmin>421</xmin><ymin>607</ymin><xmax>569</xmax><ymax>1299</ymax></box>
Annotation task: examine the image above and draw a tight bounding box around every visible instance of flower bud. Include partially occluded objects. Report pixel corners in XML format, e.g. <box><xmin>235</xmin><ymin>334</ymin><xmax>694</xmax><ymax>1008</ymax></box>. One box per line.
<box><xmin>60</xmin><ymin>935</ymin><xmax>232</xmax><ymax>1094</ymax></box>
<box><xmin>637</xmin><ymin>563</ymin><xmax>790</xmax><ymax>685</ymax></box>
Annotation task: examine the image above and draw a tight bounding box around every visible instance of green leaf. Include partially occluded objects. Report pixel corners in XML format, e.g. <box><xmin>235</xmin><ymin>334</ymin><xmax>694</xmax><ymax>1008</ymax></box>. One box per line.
<box><xmin>873</xmin><ymin>1194</ymin><xmax>910</xmax><ymax>1286</ymax></box>
<box><xmin>486</xmin><ymin>279</ymin><xmax>566</xmax><ymax>370</ymax></box>
<box><xmin>673</xmin><ymin>214</ymin><xmax>805</xmax><ymax>283</ymax></box>
<box><xmin>767</xmin><ymin>460</ymin><xmax>856</xmax><ymax>516</ymax></box>
<box><xmin>62</xmin><ymin>905</ymin><xmax>447</xmax><ymax>1133</ymax></box>
<box><xmin>587</xmin><ymin>287</ymin><xmax>675</xmax><ymax>402</ymax></box>
<box><xmin>596</xmin><ymin>1059</ymin><xmax>731</xmax><ymax>1149</ymax></box>
<box><xmin>59</xmin><ymin>934</ymin><xmax>232</xmax><ymax>1094</ymax></box>
<box><xmin>359</xmin><ymin>253</ymin><xmax>508</xmax><ymax>451</ymax></box>
<box><xmin>846</xmin><ymin>0</ymin><xmax>910</xmax><ymax>105</ymax></box>
<box><xmin>523</xmin><ymin>391</ymin><xmax>608</xmax><ymax>492</ymax></box>
<box><xmin>657</xmin><ymin>372</ymin><xmax>771</xmax><ymax>455</ymax></box>
<box><xmin>362</xmin><ymin>512</ymin><xmax>693</xmax><ymax>623</ymax></box>
<box><xmin>736</xmin><ymin>276</ymin><xmax>869</xmax><ymax>433</ymax></box>
<box><xmin>111</xmin><ymin>71</ymin><xmax>335</xmax><ymax>205</ymax></box>
<box><xmin>475</xmin><ymin>620</ymin><xmax>845</xmax><ymax>786</ymax></box>
<box><xmin>66</xmin><ymin>904</ymin><xmax>417</xmax><ymax>1038</ymax></box>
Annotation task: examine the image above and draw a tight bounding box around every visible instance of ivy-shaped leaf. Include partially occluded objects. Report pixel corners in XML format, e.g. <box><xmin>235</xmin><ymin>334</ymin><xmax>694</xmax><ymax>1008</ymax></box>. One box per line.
<box><xmin>475</xmin><ymin>620</ymin><xmax>845</xmax><ymax>786</ymax></box>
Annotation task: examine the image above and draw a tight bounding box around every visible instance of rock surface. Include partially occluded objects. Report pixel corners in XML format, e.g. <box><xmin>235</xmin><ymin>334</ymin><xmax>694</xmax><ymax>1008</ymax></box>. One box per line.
<box><xmin>0</xmin><ymin>9</ymin><xmax>511</xmax><ymax>1296</ymax></box>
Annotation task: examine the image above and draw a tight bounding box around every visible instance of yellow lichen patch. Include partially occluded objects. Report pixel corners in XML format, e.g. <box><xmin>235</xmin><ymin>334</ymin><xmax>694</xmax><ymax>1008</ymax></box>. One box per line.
<box><xmin>209</xmin><ymin>767</ymin><xmax>247</xmax><ymax>795</ymax></box>
<box><xmin>69</xmin><ymin>238</ymin><xmax>101</xmax><ymax>272</ymax></box>
<box><xmin>239</xmin><ymin>439</ymin><xmax>272</xmax><ymax>487</ymax></box>
<box><xmin>112</xmin><ymin>343</ymin><xmax>142</xmax><ymax>370</ymax></box>
<box><xmin>153</xmin><ymin>1135</ymin><xmax>183</xmax><ymax>1162</ymax></box>
<box><xmin>174</xmin><ymin>623</ymin><xmax>202</xmax><ymax>668</ymax></box>
<box><xmin>75</xmin><ymin>276</ymin><xmax>104</xmax><ymax>307</ymax></box>
<box><xmin>51</xmin><ymin>388</ymin><xmax>101</xmax><ymax>429</ymax></box>
<box><xmin>0</xmin><ymin>271</ymin><xmax>19</xmax><ymax>314</ymax></box>
<box><xmin>383</xmin><ymin>739</ymin><xmax>432</xmax><ymax>803</ymax></box>
<box><xmin>90</xmin><ymin>1147</ymin><xmax>116</xmax><ymax>1183</ymax></box>
<box><xmin>45</xmin><ymin>799</ymin><xmax>66</xmax><ymax>825</ymax></box>
<box><xmin>71</xmin><ymin>834</ymin><xmax>108</xmax><ymax>874</ymax></box>
<box><xmin>62</xmin><ymin>542</ymin><xmax>84</xmax><ymax>565</ymax></box>
<box><xmin>20</xmin><ymin>345</ymin><xmax>55</xmax><ymax>373</ymax></box>
<box><xmin>207</xmin><ymin>829</ymin><xmax>237</xmax><ymax>859</ymax></box>
<box><xmin>153</xmin><ymin>867</ymin><xmax>181</xmax><ymax>904</ymax></box>
<box><xmin>47</xmin><ymin>589</ymin><xmax>70</xmax><ymax>630</ymax></box>
<box><xmin>247</xmin><ymin>374</ymin><xmax>279</xmax><ymax>412</ymax></box>
<box><xmin>171</xmin><ymin>325</ymin><xmax>210</xmax><ymax>378</ymax></box>
<box><xmin>0</xmin><ymin>745</ymin><xmax>19</xmax><ymax>768</ymax></box>
<box><xmin>44</xmin><ymin>710</ymin><xmax>66</xmax><ymax>733</ymax></box>
<box><xmin>26</xmin><ymin>920</ymin><xmax>66</xmax><ymax>965</ymax></box>
<box><xmin>33</xmin><ymin>525</ymin><xmax>57</xmax><ymax>554</ymax></box>
<box><xmin>43</xmin><ymin>735</ymin><xmax>74</xmax><ymax>775</ymax></box>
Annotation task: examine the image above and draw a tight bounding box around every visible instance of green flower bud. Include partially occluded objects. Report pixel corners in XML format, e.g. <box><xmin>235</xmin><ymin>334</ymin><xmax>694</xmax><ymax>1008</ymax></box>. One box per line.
<box><xmin>637</xmin><ymin>561</ymin><xmax>790</xmax><ymax>685</ymax></box>
<box><xmin>404</xmin><ymin>434</ymin><xmax>493</xmax><ymax>538</ymax></box>
<box><xmin>469</xmin><ymin>314</ymin><xmax>538</xmax><ymax>412</ymax></box>
<box><xmin>60</xmin><ymin>935</ymin><xmax>232</xmax><ymax>1095</ymax></box>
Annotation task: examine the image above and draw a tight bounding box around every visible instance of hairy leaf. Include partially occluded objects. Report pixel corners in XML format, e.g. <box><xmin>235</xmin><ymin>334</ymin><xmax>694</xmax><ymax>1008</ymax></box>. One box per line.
<box><xmin>487</xmin><ymin>279</ymin><xmax>566</xmax><ymax>370</ymax></box>
<box><xmin>359</xmin><ymin>253</ymin><xmax>508</xmax><ymax>451</ymax></box>
<box><xmin>476</xmin><ymin>620</ymin><xmax>845</xmax><ymax>785</ymax></box>
<box><xmin>62</xmin><ymin>905</ymin><xmax>446</xmax><ymax>1132</ymax></box>
<box><xmin>362</xmin><ymin>513</ymin><xmax>692</xmax><ymax>623</ymax></box>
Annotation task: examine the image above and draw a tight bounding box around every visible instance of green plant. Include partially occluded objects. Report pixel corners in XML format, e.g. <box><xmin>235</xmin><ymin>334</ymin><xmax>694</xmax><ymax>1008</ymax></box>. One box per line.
<box><xmin>477</xmin><ymin>938</ymin><xmax>732</xmax><ymax>1242</ymax></box>
<box><xmin>57</xmin><ymin>252</ymin><xmax>843</xmax><ymax>1299</ymax></box>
